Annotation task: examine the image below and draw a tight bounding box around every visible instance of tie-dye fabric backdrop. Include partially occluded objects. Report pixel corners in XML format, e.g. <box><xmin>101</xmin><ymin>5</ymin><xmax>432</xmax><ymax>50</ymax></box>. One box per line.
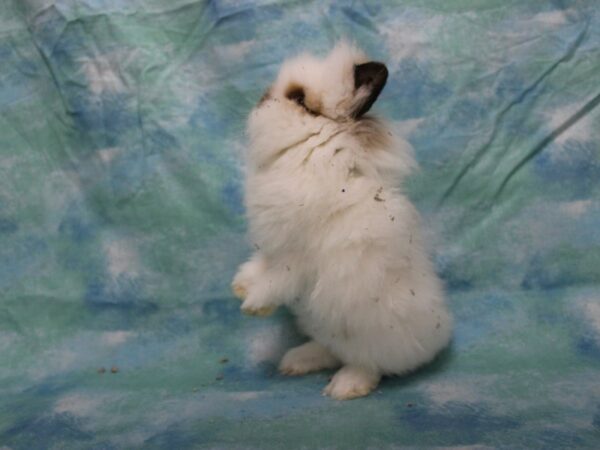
<box><xmin>1</xmin><ymin>0</ymin><xmax>600</xmax><ymax>448</ymax></box>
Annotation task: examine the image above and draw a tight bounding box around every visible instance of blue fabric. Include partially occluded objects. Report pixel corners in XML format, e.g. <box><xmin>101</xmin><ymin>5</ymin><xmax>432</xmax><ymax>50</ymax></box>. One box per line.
<box><xmin>1</xmin><ymin>0</ymin><xmax>600</xmax><ymax>448</ymax></box>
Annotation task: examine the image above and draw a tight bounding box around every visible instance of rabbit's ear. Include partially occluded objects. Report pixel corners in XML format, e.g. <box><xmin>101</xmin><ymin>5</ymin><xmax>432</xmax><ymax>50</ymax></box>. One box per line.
<box><xmin>352</xmin><ymin>62</ymin><xmax>388</xmax><ymax>119</ymax></box>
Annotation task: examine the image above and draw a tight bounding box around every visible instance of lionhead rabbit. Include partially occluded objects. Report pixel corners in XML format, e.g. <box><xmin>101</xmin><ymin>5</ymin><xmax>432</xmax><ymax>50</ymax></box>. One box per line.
<box><xmin>232</xmin><ymin>42</ymin><xmax>452</xmax><ymax>400</ymax></box>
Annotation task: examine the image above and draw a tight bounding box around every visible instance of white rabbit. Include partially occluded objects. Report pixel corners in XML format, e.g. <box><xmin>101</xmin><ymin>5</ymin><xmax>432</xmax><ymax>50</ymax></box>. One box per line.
<box><xmin>232</xmin><ymin>42</ymin><xmax>452</xmax><ymax>400</ymax></box>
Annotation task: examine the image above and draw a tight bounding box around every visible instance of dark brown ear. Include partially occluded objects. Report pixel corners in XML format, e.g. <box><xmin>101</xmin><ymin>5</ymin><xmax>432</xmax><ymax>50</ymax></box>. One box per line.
<box><xmin>353</xmin><ymin>62</ymin><xmax>388</xmax><ymax>118</ymax></box>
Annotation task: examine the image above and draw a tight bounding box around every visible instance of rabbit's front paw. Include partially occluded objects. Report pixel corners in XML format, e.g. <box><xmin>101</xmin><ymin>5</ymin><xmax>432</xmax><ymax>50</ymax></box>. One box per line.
<box><xmin>231</xmin><ymin>281</ymin><xmax>248</xmax><ymax>300</ymax></box>
<box><xmin>241</xmin><ymin>303</ymin><xmax>276</xmax><ymax>317</ymax></box>
<box><xmin>231</xmin><ymin>257</ymin><xmax>265</xmax><ymax>301</ymax></box>
<box><xmin>241</xmin><ymin>293</ymin><xmax>277</xmax><ymax>317</ymax></box>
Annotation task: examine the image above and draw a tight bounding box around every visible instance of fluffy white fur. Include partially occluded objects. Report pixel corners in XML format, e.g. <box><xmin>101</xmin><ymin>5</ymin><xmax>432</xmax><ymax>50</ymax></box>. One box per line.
<box><xmin>232</xmin><ymin>42</ymin><xmax>452</xmax><ymax>400</ymax></box>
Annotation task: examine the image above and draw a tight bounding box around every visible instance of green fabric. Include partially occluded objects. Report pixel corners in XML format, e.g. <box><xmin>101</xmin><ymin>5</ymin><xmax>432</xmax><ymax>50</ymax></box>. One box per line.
<box><xmin>1</xmin><ymin>0</ymin><xmax>600</xmax><ymax>448</ymax></box>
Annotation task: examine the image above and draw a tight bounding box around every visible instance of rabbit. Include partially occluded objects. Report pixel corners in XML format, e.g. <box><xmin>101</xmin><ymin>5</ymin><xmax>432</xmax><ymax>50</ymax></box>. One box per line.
<box><xmin>232</xmin><ymin>42</ymin><xmax>452</xmax><ymax>400</ymax></box>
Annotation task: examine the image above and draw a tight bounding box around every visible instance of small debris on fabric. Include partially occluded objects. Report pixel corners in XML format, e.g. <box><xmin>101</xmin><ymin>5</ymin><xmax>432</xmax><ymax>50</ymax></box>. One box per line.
<box><xmin>110</xmin><ymin>366</ymin><xmax>119</xmax><ymax>374</ymax></box>
<box><xmin>219</xmin><ymin>357</ymin><xmax>229</xmax><ymax>364</ymax></box>
<box><xmin>97</xmin><ymin>367</ymin><xmax>106</xmax><ymax>374</ymax></box>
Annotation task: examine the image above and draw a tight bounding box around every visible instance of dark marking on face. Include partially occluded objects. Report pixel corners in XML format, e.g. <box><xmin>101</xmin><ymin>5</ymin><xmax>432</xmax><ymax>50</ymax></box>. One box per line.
<box><xmin>285</xmin><ymin>83</ymin><xmax>320</xmax><ymax>116</ymax></box>
<box><xmin>286</xmin><ymin>84</ymin><xmax>305</xmax><ymax>103</ymax></box>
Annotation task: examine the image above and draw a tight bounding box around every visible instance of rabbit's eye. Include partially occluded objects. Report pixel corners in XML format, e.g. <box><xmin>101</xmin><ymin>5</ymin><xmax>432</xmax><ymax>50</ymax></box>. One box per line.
<box><xmin>285</xmin><ymin>86</ymin><xmax>318</xmax><ymax>116</ymax></box>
